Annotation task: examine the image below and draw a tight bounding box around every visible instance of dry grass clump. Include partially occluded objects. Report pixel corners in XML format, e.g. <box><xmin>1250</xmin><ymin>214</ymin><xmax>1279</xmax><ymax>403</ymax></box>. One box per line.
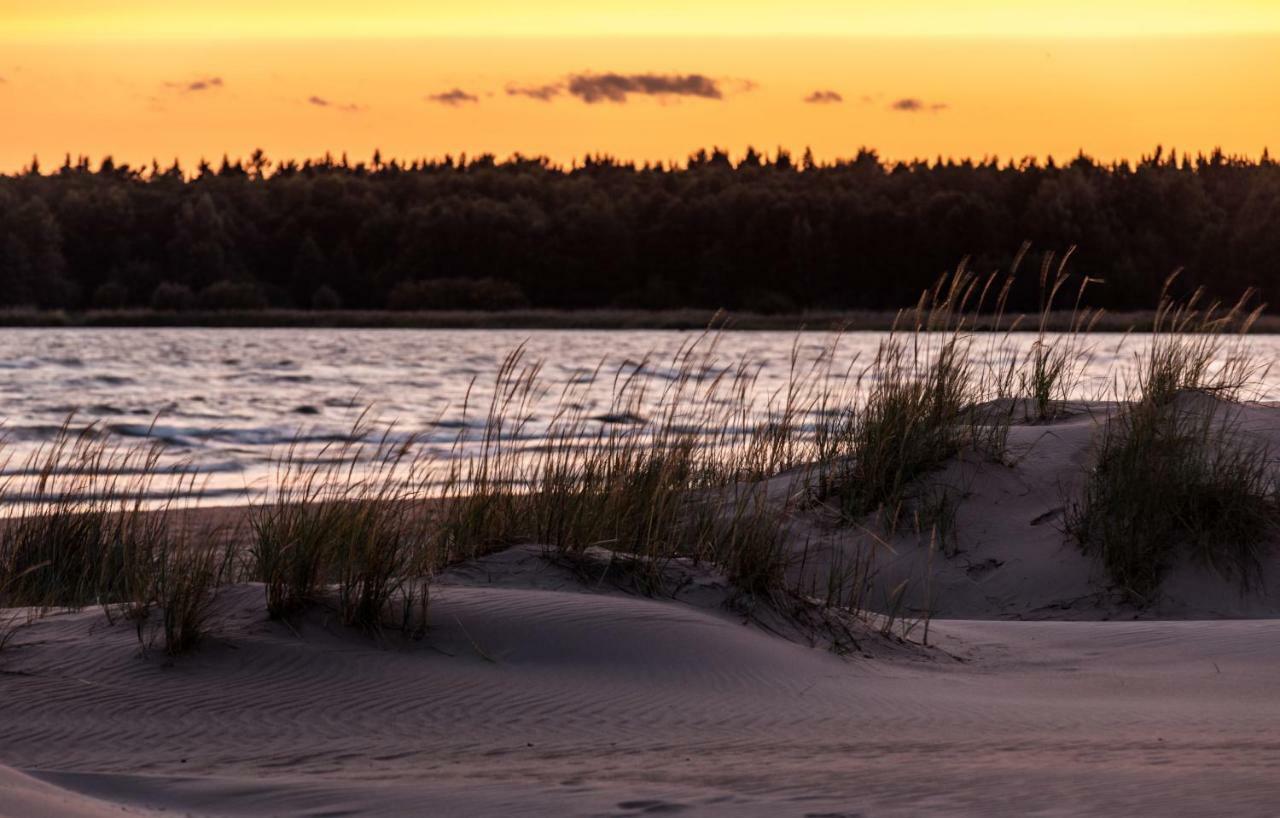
<box><xmin>531</xmin><ymin>366</ymin><xmax>730</xmax><ymax>585</ymax></box>
<box><xmin>0</xmin><ymin>424</ymin><xmax>137</xmax><ymax>608</ymax></box>
<box><xmin>247</xmin><ymin>481</ymin><xmax>333</xmax><ymax>622</ymax></box>
<box><xmin>1134</xmin><ymin>282</ymin><xmax>1266</xmax><ymax>407</ymax></box>
<box><xmin>143</xmin><ymin>513</ymin><xmax>233</xmax><ymax>654</ymax></box>
<box><xmin>247</xmin><ymin>422</ymin><xmax>434</xmax><ymax>634</ymax></box>
<box><xmin>696</xmin><ymin>483</ymin><xmax>794</xmax><ymax>602</ymax></box>
<box><xmin>331</xmin><ymin>448</ymin><xmax>432</xmax><ymax>636</ymax></box>
<box><xmin>431</xmin><ymin>348</ymin><xmax>547</xmax><ymax>562</ymax></box>
<box><xmin>816</xmin><ymin>337</ymin><xmax>970</xmax><ymax>523</ymax></box>
<box><xmin>432</xmin><ymin>338</ymin><xmax>808</xmax><ymax>596</ymax></box>
<box><xmin>811</xmin><ymin>268</ymin><xmax>1015</xmax><ymax>526</ymax></box>
<box><xmin>1068</xmin><ymin>282</ymin><xmax>1276</xmax><ymax>600</ymax></box>
<box><xmin>1070</xmin><ymin>400</ymin><xmax>1276</xmax><ymax>600</ymax></box>
<box><xmin>0</xmin><ymin>420</ymin><xmax>230</xmax><ymax>654</ymax></box>
<box><xmin>1018</xmin><ymin>249</ymin><xmax>1102</xmax><ymax>421</ymax></box>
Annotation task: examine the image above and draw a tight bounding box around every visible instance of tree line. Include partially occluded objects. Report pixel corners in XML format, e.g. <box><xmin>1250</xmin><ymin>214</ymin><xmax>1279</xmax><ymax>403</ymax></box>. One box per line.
<box><xmin>0</xmin><ymin>146</ymin><xmax>1277</xmax><ymax>314</ymax></box>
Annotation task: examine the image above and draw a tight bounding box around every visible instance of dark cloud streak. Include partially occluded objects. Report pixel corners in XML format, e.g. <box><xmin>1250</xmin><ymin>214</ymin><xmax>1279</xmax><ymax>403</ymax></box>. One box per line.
<box><xmin>804</xmin><ymin>90</ymin><xmax>842</xmax><ymax>104</ymax></box>
<box><xmin>427</xmin><ymin>88</ymin><xmax>480</xmax><ymax>106</ymax></box>
<box><xmin>890</xmin><ymin>97</ymin><xmax>948</xmax><ymax>113</ymax></box>
<box><xmin>506</xmin><ymin>83</ymin><xmax>562</xmax><ymax>101</ymax></box>
<box><xmin>308</xmin><ymin>95</ymin><xmax>364</xmax><ymax>112</ymax></box>
<box><xmin>566</xmin><ymin>72</ymin><xmax>723</xmax><ymax>104</ymax></box>
<box><xmin>165</xmin><ymin>76</ymin><xmax>222</xmax><ymax>93</ymax></box>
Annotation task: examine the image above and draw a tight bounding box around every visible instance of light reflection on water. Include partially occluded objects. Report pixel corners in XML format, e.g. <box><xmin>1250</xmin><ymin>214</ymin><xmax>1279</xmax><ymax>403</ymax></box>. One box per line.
<box><xmin>1</xmin><ymin>328</ymin><xmax>1276</xmax><ymax>504</ymax></box>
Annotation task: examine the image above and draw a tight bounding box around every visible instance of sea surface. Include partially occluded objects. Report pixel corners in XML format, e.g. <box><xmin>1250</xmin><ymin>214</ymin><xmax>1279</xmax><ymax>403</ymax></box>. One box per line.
<box><xmin>2</xmin><ymin>328</ymin><xmax>1277</xmax><ymax>504</ymax></box>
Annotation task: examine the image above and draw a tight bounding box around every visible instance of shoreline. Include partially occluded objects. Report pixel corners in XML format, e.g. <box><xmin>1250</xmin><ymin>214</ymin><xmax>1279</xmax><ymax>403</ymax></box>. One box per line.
<box><xmin>1</xmin><ymin>307</ymin><xmax>1278</xmax><ymax>332</ymax></box>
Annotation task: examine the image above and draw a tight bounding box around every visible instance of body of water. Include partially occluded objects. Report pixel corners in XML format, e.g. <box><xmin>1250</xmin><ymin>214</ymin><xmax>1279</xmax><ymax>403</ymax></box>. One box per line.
<box><xmin>1</xmin><ymin>328</ymin><xmax>1276</xmax><ymax>503</ymax></box>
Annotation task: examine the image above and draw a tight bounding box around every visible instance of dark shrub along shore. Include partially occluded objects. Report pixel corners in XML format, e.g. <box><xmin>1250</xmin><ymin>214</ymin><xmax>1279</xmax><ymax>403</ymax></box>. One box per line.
<box><xmin>3</xmin><ymin>147</ymin><xmax>1280</xmax><ymax>316</ymax></box>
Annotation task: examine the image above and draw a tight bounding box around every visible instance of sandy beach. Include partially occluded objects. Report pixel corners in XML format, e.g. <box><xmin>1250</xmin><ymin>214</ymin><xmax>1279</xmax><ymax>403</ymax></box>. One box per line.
<box><xmin>5</xmin><ymin>347</ymin><xmax>1280</xmax><ymax>818</ymax></box>
<box><xmin>5</xmin><ymin>399</ymin><xmax>1280</xmax><ymax>816</ymax></box>
<box><xmin>3</xmin><ymin>553</ymin><xmax>1279</xmax><ymax>817</ymax></box>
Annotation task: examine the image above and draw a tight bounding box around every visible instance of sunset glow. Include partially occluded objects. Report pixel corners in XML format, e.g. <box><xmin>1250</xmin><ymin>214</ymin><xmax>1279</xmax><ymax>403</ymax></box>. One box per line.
<box><xmin>6</xmin><ymin>1</ymin><xmax>1280</xmax><ymax>39</ymax></box>
<box><xmin>2</xmin><ymin>2</ymin><xmax>1277</xmax><ymax>170</ymax></box>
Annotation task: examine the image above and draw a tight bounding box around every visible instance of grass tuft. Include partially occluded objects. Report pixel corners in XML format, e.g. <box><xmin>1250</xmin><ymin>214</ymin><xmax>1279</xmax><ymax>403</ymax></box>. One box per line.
<box><xmin>248</xmin><ymin>419</ymin><xmax>435</xmax><ymax>634</ymax></box>
<box><xmin>1068</xmin><ymin>281</ymin><xmax>1276</xmax><ymax>600</ymax></box>
<box><xmin>812</xmin><ymin>267</ymin><xmax>1011</xmax><ymax>526</ymax></box>
<box><xmin>1018</xmin><ymin>248</ymin><xmax>1102</xmax><ymax>422</ymax></box>
<box><xmin>0</xmin><ymin>420</ymin><xmax>230</xmax><ymax>654</ymax></box>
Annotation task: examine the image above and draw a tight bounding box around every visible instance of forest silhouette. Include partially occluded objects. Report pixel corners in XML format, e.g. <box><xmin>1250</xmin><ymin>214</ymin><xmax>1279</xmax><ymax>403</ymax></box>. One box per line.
<box><xmin>1</xmin><ymin>146</ymin><xmax>1277</xmax><ymax>314</ymax></box>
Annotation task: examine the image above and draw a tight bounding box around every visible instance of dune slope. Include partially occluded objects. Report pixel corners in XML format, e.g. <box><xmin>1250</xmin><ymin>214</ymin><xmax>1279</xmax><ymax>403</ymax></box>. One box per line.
<box><xmin>789</xmin><ymin>399</ymin><xmax>1280</xmax><ymax>620</ymax></box>
<box><xmin>3</xmin><ymin>544</ymin><xmax>1280</xmax><ymax>817</ymax></box>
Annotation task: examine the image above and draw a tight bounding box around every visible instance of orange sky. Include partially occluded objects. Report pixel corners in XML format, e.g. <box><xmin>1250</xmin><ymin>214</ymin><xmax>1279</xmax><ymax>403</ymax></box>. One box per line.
<box><xmin>2</xmin><ymin>2</ymin><xmax>1278</xmax><ymax>171</ymax></box>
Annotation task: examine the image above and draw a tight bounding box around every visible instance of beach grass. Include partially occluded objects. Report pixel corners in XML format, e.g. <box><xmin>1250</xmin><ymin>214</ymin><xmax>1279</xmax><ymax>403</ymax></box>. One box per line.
<box><xmin>3</xmin><ymin>267</ymin><xmax>1279</xmax><ymax>654</ymax></box>
<box><xmin>0</xmin><ymin>421</ymin><xmax>232</xmax><ymax>654</ymax></box>
<box><xmin>1018</xmin><ymin>248</ymin><xmax>1103</xmax><ymax>422</ymax></box>
<box><xmin>247</xmin><ymin>419</ymin><xmax>436</xmax><ymax>634</ymax></box>
<box><xmin>808</xmin><ymin>266</ymin><xmax>1018</xmax><ymax>527</ymax></box>
<box><xmin>1067</xmin><ymin>280</ymin><xmax>1276</xmax><ymax>600</ymax></box>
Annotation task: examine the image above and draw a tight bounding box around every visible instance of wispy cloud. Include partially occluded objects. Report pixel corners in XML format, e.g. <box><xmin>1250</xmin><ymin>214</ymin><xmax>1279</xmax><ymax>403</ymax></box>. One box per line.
<box><xmin>427</xmin><ymin>88</ymin><xmax>480</xmax><ymax>106</ymax></box>
<box><xmin>506</xmin><ymin>83</ymin><xmax>562</xmax><ymax>102</ymax></box>
<box><xmin>308</xmin><ymin>95</ymin><xmax>364</xmax><ymax>113</ymax></box>
<box><xmin>890</xmin><ymin>97</ymin><xmax>949</xmax><ymax>113</ymax></box>
<box><xmin>166</xmin><ymin>76</ymin><xmax>223</xmax><ymax>93</ymax></box>
<box><xmin>566</xmin><ymin>72</ymin><xmax>724</xmax><ymax>104</ymax></box>
<box><xmin>804</xmin><ymin>90</ymin><xmax>843</xmax><ymax>104</ymax></box>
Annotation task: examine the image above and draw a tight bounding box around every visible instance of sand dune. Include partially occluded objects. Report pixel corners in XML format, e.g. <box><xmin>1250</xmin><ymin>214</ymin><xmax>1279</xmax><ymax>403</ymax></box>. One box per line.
<box><xmin>789</xmin><ymin>399</ymin><xmax>1280</xmax><ymax>620</ymax></box>
<box><xmin>4</xmin><ymin>543</ymin><xmax>1280</xmax><ymax>817</ymax></box>
<box><xmin>6</xmin><ymin>400</ymin><xmax>1280</xmax><ymax>816</ymax></box>
<box><xmin>0</xmin><ymin>765</ymin><xmax>157</xmax><ymax>817</ymax></box>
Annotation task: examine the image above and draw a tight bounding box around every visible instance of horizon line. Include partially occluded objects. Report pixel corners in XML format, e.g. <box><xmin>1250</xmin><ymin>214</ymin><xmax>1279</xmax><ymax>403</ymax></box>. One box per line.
<box><xmin>10</xmin><ymin>144</ymin><xmax>1275</xmax><ymax>178</ymax></box>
